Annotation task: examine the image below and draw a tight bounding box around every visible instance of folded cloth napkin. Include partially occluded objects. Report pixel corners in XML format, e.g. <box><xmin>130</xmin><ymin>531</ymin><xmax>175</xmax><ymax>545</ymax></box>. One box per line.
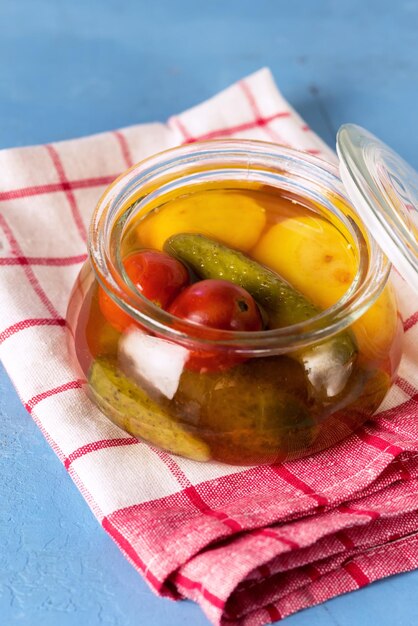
<box><xmin>1</xmin><ymin>67</ymin><xmax>418</xmax><ymax>626</ymax></box>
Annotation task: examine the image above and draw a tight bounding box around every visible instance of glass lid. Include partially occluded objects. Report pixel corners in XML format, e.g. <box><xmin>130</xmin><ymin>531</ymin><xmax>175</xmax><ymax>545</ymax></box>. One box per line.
<box><xmin>337</xmin><ymin>123</ymin><xmax>418</xmax><ymax>294</ymax></box>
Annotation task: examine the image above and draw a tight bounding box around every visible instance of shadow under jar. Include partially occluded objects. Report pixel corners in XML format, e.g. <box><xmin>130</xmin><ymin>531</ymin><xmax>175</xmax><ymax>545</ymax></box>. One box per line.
<box><xmin>67</xmin><ymin>140</ymin><xmax>403</xmax><ymax>465</ymax></box>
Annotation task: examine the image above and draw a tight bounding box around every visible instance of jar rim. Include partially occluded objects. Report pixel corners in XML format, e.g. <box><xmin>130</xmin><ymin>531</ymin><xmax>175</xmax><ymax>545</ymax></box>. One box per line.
<box><xmin>89</xmin><ymin>139</ymin><xmax>391</xmax><ymax>354</ymax></box>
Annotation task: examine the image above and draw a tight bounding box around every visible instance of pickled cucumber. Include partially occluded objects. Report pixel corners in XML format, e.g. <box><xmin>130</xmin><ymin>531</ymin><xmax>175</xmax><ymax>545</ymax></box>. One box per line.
<box><xmin>88</xmin><ymin>358</ymin><xmax>211</xmax><ymax>461</ymax></box>
<box><xmin>174</xmin><ymin>356</ymin><xmax>319</xmax><ymax>464</ymax></box>
<box><xmin>164</xmin><ymin>233</ymin><xmax>318</xmax><ymax>328</ymax></box>
<box><xmin>164</xmin><ymin>233</ymin><xmax>358</xmax><ymax>399</ymax></box>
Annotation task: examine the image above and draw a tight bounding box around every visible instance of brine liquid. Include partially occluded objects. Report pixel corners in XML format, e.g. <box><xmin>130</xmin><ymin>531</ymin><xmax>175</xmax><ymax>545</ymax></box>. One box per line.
<box><xmin>68</xmin><ymin>182</ymin><xmax>403</xmax><ymax>464</ymax></box>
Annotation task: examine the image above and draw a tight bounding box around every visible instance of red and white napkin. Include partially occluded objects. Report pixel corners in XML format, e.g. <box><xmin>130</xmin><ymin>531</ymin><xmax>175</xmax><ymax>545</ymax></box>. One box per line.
<box><xmin>1</xmin><ymin>68</ymin><xmax>418</xmax><ymax>625</ymax></box>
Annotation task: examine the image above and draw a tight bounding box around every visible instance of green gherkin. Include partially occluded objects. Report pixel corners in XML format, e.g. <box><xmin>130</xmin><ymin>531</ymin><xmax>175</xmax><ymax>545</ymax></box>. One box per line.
<box><xmin>164</xmin><ymin>233</ymin><xmax>358</xmax><ymax>400</ymax></box>
<box><xmin>174</xmin><ymin>356</ymin><xmax>319</xmax><ymax>464</ymax></box>
<box><xmin>165</xmin><ymin>233</ymin><xmax>318</xmax><ymax>327</ymax></box>
<box><xmin>88</xmin><ymin>357</ymin><xmax>211</xmax><ymax>461</ymax></box>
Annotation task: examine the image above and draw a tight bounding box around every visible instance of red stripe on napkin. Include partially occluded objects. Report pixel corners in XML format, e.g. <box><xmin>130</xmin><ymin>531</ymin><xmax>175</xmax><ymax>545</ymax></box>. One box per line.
<box><xmin>0</xmin><ymin>214</ymin><xmax>61</xmax><ymax>318</ymax></box>
<box><xmin>343</xmin><ymin>561</ymin><xmax>371</xmax><ymax>587</ymax></box>
<box><xmin>0</xmin><ymin>254</ymin><xmax>88</xmax><ymax>266</ymax></box>
<box><xmin>0</xmin><ymin>175</ymin><xmax>117</xmax><ymax>202</ymax></box>
<box><xmin>0</xmin><ymin>318</ymin><xmax>66</xmax><ymax>344</ymax></box>
<box><xmin>24</xmin><ymin>380</ymin><xmax>85</xmax><ymax>412</ymax></box>
<box><xmin>45</xmin><ymin>145</ymin><xmax>88</xmax><ymax>243</ymax></box>
<box><xmin>113</xmin><ymin>130</ymin><xmax>134</xmax><ymax>168</ymax></box>
<box><xmin>64</xmin><ymin>437</ymin><xmax>139</xmax><ymax>469</ymax></box>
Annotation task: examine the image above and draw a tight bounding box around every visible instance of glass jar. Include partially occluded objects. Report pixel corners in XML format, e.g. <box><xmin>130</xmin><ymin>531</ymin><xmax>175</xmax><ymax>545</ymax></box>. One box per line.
<box><xmin>66</xmin><ymin>140</ymin><xmax>403</xmax><ymax>465</ymax></box>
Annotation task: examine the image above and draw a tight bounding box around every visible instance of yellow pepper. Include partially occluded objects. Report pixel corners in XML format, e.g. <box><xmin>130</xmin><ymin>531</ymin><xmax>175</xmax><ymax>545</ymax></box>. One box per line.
<box><xmin>251</xmin><ymin>214</ymin><xmax>398</xmax><ymax>362</ymax></box>
<box><xmin>136</xmin><ymin>189</ymin><xmax>266</xmax><ymax>251</ymax></box>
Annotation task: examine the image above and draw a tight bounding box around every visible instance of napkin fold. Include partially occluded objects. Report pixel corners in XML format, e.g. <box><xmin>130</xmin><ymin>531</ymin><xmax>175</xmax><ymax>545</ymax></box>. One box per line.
<box><xmin>1</xmin><ymin>68</ymin><xmax>417</xmax><ymax>626</ymax></box>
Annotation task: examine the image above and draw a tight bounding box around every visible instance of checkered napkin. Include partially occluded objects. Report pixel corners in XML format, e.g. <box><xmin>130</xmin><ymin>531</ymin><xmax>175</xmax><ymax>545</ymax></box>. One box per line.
<box><xmin>1</xmin><ymin>68</ymin><xmax>418</xmax><ymax>625</ymax></box>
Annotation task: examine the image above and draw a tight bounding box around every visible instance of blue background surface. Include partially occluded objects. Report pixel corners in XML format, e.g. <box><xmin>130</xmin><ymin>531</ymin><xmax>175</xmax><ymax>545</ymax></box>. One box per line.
<box><xmin>1</xmin><ymin>1</ymin><xmax>418</xmax><ymax>624</ymax></box>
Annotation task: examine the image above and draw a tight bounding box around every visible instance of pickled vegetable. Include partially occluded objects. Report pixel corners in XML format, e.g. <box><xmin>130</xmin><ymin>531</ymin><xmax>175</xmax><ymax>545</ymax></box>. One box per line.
<box><xmin>251</xmin><ymin>215</ymin><xmax>399</xmax><ymax>361</ymax></box>
<box><xmin>89</xmin><ymin>358</ymin><xmax>211</xmax><ymax>461</ymax></box>
<box><xmin>164</xmin><ymin>232</ymin><xmax>318</xmax><ymax>327</ymax></box>
<box><xmin>98</xmin><ymin>250</ymin><xmax>190</xmax><ymax>333</ymax></box>
<box><xmin>88</xmin><ymin>354</ymin><xmax>318</xmax><ymax>465</ymax></box>
<box><xmin>251</xmin><ymin>215</ymin><xmax>357</xmax><ymax>310</ymax></box>
<box><xmin>136</xmin><ymin>189</ymin><xmax>266</xmax><ymax>251</ymax></box>
<box><xmin>174</xmin><ymin>356</ymin><xmax>319</xmax><ymax>464</ymax></box>
<box><xmin>164</xmin><ymin>233</ymin><xmax>358</xmax><ymax>399</ymax></box>
<box><xmin>168</xmin><ymin>279</ymin><xmax>263</xmax><ymax>331</ymax></box>
<box><xmin>67</xmin><ymin>178</ymin><xmax>401</xmax><ymax>467</ymax></box>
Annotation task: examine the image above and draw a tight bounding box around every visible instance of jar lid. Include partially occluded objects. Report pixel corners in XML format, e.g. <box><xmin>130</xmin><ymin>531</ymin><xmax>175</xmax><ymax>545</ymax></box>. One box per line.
<box><xmin>337</xmin><ymin>123</ymin><xmax>418</xmax><ymax>294</ymax></box>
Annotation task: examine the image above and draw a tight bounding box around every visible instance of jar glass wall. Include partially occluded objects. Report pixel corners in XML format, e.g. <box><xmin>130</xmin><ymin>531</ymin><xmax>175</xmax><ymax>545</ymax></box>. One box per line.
<box><xmin>67</xmin><ymin>141</ymin><xmax>403</xmax><ymax>465</ymax></box>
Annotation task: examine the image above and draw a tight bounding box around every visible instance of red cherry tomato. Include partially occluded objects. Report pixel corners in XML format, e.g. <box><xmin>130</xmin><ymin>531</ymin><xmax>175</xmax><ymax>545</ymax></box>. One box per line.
<box><xmin>169</xmin><ymin>279</ymin><xmax>263</xmax><ymax>331</ymax></box>
<box><xmin>168</xmin><ymin>279</ymin><xmax>263</xmax><ymax>372</ymax></box>
<box><xmin>124</xmin><ymin>250</ymin><xmax>190</xmax><ymax>307</ymax></box>
<box><xmin>98</xmin><ymin>250</ymin><xmax>189</xmax><ymax>332</ymax></box>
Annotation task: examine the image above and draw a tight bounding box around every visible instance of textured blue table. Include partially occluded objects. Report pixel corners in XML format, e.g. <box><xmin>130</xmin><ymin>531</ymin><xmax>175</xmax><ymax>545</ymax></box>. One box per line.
<box><xmin>1</xmin><ymin>1</ymin><xmax>418</xmax><ymax>625</ymax></box>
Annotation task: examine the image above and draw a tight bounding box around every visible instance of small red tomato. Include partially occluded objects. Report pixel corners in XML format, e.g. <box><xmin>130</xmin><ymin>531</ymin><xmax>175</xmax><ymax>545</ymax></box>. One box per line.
<box><xmin>124</xmin><ymin>250</ymin><xmax>190</xmax><ymax>307</ymax></box>
<box><xmin>98</xmin><ymin>250</ymin><xmax>189</xmax><ymax>332</ymax></box>
<box><xmin>168</xmin><ymin>279</ymin><xmax>263</xmax><ymax>331</ymax></box>
<box><xmin>168</xmin><ymin>279</ymin><xmax>263</xmax><ymax>372</ymax></box>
